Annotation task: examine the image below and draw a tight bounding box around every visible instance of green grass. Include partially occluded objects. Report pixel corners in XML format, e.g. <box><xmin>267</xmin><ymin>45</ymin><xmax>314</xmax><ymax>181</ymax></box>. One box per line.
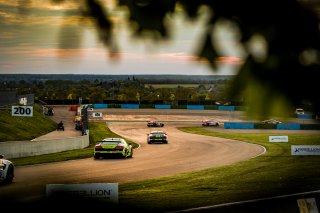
<box><xmin>0</xmin><ymin>104</ymin><xmax>57</xmax><ymax>141</ymax></box>
<box><xmin>2</xmin><ymin>111</ymin><xmax>320</xmax><ymax>212</ymax></box>
<box><xmin>117</xmin><ymin>127</ymin><xmax>320</xmax><ymax>212</ymax></box>
<box><xmin>10</xmin><ymin>121</ymin><xmax>139</xmax><ymax>166</ymax></box>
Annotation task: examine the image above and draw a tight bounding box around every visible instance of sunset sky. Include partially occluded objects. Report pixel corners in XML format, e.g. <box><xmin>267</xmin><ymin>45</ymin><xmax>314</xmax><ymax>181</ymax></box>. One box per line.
<box><xmin>0</xmin><ymin>0</ymin><xmax>244</xmax><ymax>76</ymax></box>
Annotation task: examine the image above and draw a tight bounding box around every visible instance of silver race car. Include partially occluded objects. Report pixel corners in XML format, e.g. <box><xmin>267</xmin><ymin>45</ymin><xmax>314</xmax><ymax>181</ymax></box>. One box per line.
<box><xmin>0</xmin><ymin>154</ymin><xmax>14</xmax><ymax>184</ymax></box>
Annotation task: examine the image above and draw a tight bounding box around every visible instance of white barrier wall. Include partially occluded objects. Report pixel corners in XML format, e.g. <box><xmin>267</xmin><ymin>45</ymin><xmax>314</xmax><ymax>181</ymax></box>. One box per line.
<box><xmin>0</xmin><ymin>134</ymin><xmax>90</xmax><ymax>159</ymax></box>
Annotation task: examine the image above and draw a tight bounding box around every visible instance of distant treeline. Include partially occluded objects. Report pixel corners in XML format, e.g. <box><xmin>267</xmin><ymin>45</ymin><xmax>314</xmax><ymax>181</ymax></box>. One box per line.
<box><xmin>0</xmin><ymin>74</ymin><xmax>240</xmax><ymax>106</ymax></box>
<box><xmin>0</xmin><ymin>74</ymin><xmax>234</xmax><ymax>85</ymax></box>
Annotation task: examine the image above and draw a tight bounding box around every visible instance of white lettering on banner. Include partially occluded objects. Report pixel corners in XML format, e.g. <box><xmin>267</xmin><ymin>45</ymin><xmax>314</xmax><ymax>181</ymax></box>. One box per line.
<box><xmin>92</xmin><ymin>112</ymin><xmax>103</xmax><ymax>118</ymax></box>
<box><xmin>46</xmin><ymin>183</ymin><xmax>118</xmax><ymax>203</ymax></box>
<box><xmin>269</xmin><ymin>136</ymin><xmax>288</xmax><ymax>142</ymax></box>
<box><xmin>291</xmin><ymin>145</ymin><xmax>320</xmax><ymax>156</ymax></box>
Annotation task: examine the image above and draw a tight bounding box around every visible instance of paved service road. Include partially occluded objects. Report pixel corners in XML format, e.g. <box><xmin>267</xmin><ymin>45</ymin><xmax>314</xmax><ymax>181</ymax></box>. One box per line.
<box><xmin>0</xmin><ymin>107</ymin><xmax>266</xmax><ymax>204</ymax></box>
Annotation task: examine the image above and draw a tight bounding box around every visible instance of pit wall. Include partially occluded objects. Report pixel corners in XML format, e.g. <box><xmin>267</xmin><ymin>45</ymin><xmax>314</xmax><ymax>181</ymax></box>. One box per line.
<box><xmin>0</xmin><ymin>134</ymin><xmax>89</xmax><ymax>159</ymax></box>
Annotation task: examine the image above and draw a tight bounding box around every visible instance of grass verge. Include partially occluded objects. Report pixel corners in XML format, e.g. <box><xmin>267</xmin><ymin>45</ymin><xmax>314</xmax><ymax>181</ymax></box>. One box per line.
<box><xmin>0</xmin><ymin>104</ymin><xmax>57</xmax><ymax>141</ymax></box>
<box><xmin>118</xmin><ymin>127</ymin><xmax>320</xmax><ymax>212</ymax></box>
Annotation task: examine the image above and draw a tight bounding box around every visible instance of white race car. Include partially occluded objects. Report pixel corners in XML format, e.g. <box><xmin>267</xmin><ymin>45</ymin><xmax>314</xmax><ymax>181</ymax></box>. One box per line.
<box><xmin>0</xmin><ymin>155</ymin><xmax>14</xmax><ymax>184</ymax></box>
<box><xmin>147</xmin><ymin>131</ymin><xmax>168</xmax><ymax>144</ymax></box>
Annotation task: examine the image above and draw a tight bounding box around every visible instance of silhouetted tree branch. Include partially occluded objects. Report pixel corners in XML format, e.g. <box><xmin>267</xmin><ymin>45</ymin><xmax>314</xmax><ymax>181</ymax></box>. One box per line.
<box><xmin>54</xmin><ymin>0</ymin><xmax>320</xmax><ymax>119</ymax></box>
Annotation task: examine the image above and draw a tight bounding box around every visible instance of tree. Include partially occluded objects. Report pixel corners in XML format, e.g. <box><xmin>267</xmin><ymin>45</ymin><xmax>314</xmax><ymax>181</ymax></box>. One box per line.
<box><xmin>136</xmin><ymin>92</ymin><xmax>140</xmax><ymax>104</ymax></box>
<box><xmin>55</xmin><ymin>0</ymin><xmax>320</xmax><ymax>118</ymax></box>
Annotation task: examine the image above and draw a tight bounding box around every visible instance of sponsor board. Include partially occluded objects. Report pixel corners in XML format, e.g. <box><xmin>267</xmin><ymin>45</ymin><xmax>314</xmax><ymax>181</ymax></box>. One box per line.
<box><xmin>11</xmin><ymin>106</ymin><xmax>33</xmax><ymax>117</ymax></box>
<box><xmin>269</xmin><ymin>136</ymin><xmax>288</xmax><ymax>142</ymax></box>
<box><xmin>92</xmin><ymin>112</ymin><xmax>103</xmax><ymax>118</ymax></box>
<box><xmin>46</xmin><ymin>183</ymin><xmax>118</xmax><ymax>203</ymax></box>
<box><xmin>291</xmin><ymin>145</ymin><xmax>320</xmax><ymax>156</ymax></box>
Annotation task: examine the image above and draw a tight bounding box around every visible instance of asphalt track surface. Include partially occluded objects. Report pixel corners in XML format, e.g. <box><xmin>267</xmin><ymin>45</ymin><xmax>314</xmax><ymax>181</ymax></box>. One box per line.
<box><xmin>1</xmin><ymin>106</ymin><xmax>319</xmax><ymax>212</ymax></box>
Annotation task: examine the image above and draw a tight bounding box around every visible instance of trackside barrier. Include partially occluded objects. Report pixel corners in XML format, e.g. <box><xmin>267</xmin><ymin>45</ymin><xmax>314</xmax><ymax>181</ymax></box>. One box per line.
<box><xmin>121</xmin><ymin>104</ymin><xmax>139</xmax><ymax>109</ymax></box>
<box><xmin>171</xmin><ymin>105</ymin><xmax>187</xmax><ymax>109</ymax></box>
<box><xmin>93</xmin><ymin>104</ymin><xmax>108</xmax><ymax>108</ymax></box>
<box><xmin>91</xmin><ymin>104</ymin><xmax>243</xmax><ymax>111</ymax></box>
<box><xmin>218</xmin><ymin>106</ymin><xmax>236</xmax><ymax>111</ymax></box>
<box><xmin>0</xmin><ymin>134</ymin><xmax>89</xmax><ymax>159</ymax></box>
<box><xmin>204</xmin><ymin>105</ymin><xmax>219</xmax><ymax>110</ymax></box>
<box><xmin>301</xmin><ymin>124</ymin><xmax>320</xmax><ymax>130</ymax></box>
<box><xmin>155</xmin><ymin>104</ymin><xmax>171</xmax><ymax>109</ymax></box>
<box><xmin>187</xmin><ymin>105</ymin><xmax>204</xmax><ymax>110</ymax></box>
<box><xmin>224</xmin><ymin>122</ymin><xmax>320</xmax><ymax>130</ymax></box>
<box><xmin>224</xmin><ymin>122</ymin><xmax>255</xmax><ymax>129</ymax></box>
<box><xmin>140</xmin><ymin>104</ymin><xmax>154</xmax><ymax>108</ymax></box>
<box><xmin>297</xmin><ymin>114</ymin><xmax>314</xmax><ymax>119</ymax></box>
<box><xmin>277</xmin><ymin>123</ymin><xmax>301</xmax><ymax>130</ymax></box>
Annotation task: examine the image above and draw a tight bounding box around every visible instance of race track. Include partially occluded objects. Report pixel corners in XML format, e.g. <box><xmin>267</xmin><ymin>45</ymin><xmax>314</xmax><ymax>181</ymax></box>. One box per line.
<box><xmin>0</xmin><ymin>106</ymin><xmax>266</xmax><ymax>203</ymax></box>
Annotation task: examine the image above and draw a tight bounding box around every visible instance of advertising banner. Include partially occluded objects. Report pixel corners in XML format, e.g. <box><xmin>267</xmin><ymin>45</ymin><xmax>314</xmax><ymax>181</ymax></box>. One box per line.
<box><xmin>269</xmin><ymin>136</ymin><xmax>288</xmax><ymax>142</ymax></box>
<box><xmin>92</xmin><ymin>112</ymin><xmax>103</xmax><ymax>117</ymax></box>
<box><xmin>46</xmin><ymin>183</ymin><xmax>118</xmax><ymax>203</ymax></box>
<box><xmin>291</xmin><ymin>145</ymin><xmax>320</xmax><ymax>156</ymax></box>
<box><xmin>11</xmin><ymin>106</ymin><xmax>33</xmax><ymax>117</ymax></box>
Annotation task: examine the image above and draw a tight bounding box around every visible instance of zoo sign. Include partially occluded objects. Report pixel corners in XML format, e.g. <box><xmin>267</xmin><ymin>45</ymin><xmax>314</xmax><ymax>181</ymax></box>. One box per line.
<box><xmin>11</xmin><ymin>106</ymin><xmax>33</xmax><ymax>117</ymax></box>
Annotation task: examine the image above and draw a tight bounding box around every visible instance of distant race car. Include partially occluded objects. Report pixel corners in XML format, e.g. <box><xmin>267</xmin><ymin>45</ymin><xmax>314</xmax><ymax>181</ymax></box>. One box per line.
<box><xmin>147</xmin><ymin>131</ymin><xmax>168</xmax><ymax>144</ymax></box>
<box><xmin>0</xmin><ymin>154</ymin><xmax>14</xmax><ymax>184</ymax></box>
<box><xmin>147</xmin><ymin>120</ymin><xmax>164</xmax><ymax>127</ymax></box>
<box><xmin>295</xmin><ymin>108</ymin><xmax>305</xmax><ymax>115</ymax></box>
<box><xmin>202</xmin><ymin>120</ymin><xmax>220</xmax><ymax>126</ymax></box>
<box><xmin>261</xmin><ymin>119</ymin><xmax>282</xmax><ymax>124</ymax></box>
<box><xmin>94</xmin><ymin>138</ymin><xmax>133</xmax><ymax>159</ymax></box>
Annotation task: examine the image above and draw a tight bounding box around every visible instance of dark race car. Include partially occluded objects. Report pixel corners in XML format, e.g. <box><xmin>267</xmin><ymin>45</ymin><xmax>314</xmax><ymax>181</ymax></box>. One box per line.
<box><xmin>147</xmin><ymin>120</ymin><xmax>164</xmax><ymax>127</ymax></box>
<box><xmin>201</xmin><ymin>120</ymin><xmax>220</xmax><ymax>126</ymax></box>
<box><xmin>147</xmin><ymin>131</ymin><xmax>168</xmax><ymax>144</ymax></box>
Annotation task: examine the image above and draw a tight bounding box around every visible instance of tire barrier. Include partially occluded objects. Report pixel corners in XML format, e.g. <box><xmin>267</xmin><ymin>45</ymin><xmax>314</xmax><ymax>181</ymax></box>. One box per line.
<box><xmin>155</xmin><ymin>104</ymin><xmax>171</xmax><ymax>109</ymax></box>
<box><xmin>224</xmin><ymin>122</ymin><xmax>320</xmax><ymax>130</ymax></box>
<box><xmin>92</xmin><ymin>104</ymin><xmax>238</xmax><ymax>110</ymax></box>
<box><xmin>218</xmin><ymin>106</ymin><xmax>236</xmax><ymax>111</ymax></box>
<box><xmin>224</xmin><ymin>122</ymin><xmax>255</xmax><ymax>129</ymax></box>
<box><xmin>120</xmin><ymin>104</ymin><xmax>139</xmax><ymax>109</ymax></box>
<box><xmin>296</xmin><ymin>114</ymin><xmax>314</xmax><ymax>119</ymax></box>
<box><xmin>93</xmin><ymin>104</ymin><xmax>108</xmax><ymax>108</ymax></box>
<box><xmin>186</xmin><ymin>105</ymin><xmax>205</xmax><ymax>110</ymax></box>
